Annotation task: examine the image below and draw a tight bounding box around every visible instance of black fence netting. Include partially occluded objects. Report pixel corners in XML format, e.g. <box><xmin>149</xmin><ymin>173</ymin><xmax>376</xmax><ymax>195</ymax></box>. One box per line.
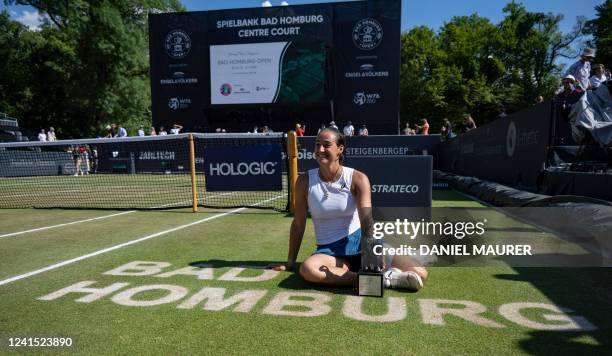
<box><xmin>0</xmin><ymin>133</ymin><xmax>288</xmax><ymax>211</ymax></box>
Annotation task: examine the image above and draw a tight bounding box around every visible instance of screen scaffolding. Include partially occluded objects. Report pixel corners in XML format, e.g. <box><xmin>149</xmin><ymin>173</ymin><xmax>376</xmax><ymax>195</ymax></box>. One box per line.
<box><xmin>0</xmin><ymin>133</ymin><xmax>289</xmax><ymax>211</ymax></box>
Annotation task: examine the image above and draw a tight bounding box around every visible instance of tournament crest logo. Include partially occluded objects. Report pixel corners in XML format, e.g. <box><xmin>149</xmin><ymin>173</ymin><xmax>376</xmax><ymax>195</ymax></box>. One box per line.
<box><xmin>164</xmin><ymin>29</ymin><xmax>191</xmax><ymax>59</ymax></box>
<box><xmin>220</xmin><ymin>83</ymin><xmax>232</xmax><ymax>96</ymax></box>
<box><xmin>352</xmin><ymin>18</ymin><xmax>383</xmax><ymax>50</ymax></box>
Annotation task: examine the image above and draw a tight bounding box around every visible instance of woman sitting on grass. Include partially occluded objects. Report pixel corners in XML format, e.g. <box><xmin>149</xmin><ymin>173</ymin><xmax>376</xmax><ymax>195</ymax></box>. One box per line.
<box><xmin>267</xmin><ymin>128</ymin><xmax>427</xmax><ymax>290</ymax></box>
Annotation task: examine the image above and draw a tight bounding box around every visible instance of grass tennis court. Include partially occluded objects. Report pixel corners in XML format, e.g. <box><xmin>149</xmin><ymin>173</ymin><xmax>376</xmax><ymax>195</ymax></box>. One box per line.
<box><xmin>0</xmin><ymin>174</ymin><xmax>288</xmax><ymax>210</ymax></box>
<box><xmin>1</xmin><ymin>190</ymin><xmax>610</xmax><ymax>354</ymax></box>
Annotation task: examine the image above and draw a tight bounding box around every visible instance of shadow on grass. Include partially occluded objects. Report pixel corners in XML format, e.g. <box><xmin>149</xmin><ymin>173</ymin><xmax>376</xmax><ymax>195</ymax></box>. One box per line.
<box><xmin>189</xmin><ymin>259</ymin><xmax>357</xmax><ymax>296</ymax></box>
<box><xmin>495</xmin><ymin>268</ymin><xmax>612</xmax><ymax>354</ymax></box>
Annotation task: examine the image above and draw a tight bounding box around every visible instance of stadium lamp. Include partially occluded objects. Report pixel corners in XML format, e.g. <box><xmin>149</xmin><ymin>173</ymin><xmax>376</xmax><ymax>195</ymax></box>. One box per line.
<box><xmin>262</xmin><ymin>1</ymin><xmax>272</xmax><ymax>6</ymax></box>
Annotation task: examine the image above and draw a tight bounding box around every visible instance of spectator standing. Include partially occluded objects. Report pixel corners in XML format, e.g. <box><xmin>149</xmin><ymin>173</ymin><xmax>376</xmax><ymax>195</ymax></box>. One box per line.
<box><xmin>556</xmin><ymin>74</ymin><xmax>584</xmax><ymax>108</ymax></box>
<box><xmin>358</xmin><ymin>124</ymin><xmax>369</xmax><ymax>136</ymax></box>
<box><xmin>47</xmin><ymin>127</ymin><xmax>57</xmax><ymax>141</ymax></box>
<box><xmin>439</xmin><ymin>126</ymin><xmax>447</xmax><ymax>141</ymax></box>
<box><xmin>104</xmin><ymin>124</ymin><xmax>115</xmax><ymax>138</ymax></box>
<box><xmin>149</xmin><ymin>126</ymin><xmax>157</xmax><ymax>136</ymax></box>
<box><xmin>38</xmin><ymin>129</ymin><xmax>47</xmax><ymax>141</ymax></box>
<box><xmin>463</xmin><ymin>114</ymin><xmax>477</xmax><ymax>131</ymax></box>
<box><xmin>170</xmin><ymin>124</ymin><xmax>183</xmax><ymax>134</ymax></box>
<box><xmin>329</xmin><ymin>121</ymin><xmax>338</xmax><ymax>130</ymax></box>
<box><xmin>252</xmin><ymin>126</ymin><xmax>259</xmax><ymax>133</ymax></box>
<box><xmin>261</xmin><ymin>125</ymin><xmax>270</xmax><ymax>134</ymax></box>
<box><xmin>443</xmin><ymin>118</ymin><xmax>454</xmax><ymax>139</ymax></box>
<box><xmin>403</xmin><ymin>123</ymin><xmax>412</xmax><ymax>135</ymax></box>
<box><xmin>590</xmin><ymin>64</ymin><xmax>608</xmax><ymax>89</ymax></box>
<box><xmin>137</xmin><ymin>127</ymin><xmax>145</xmax><ymax>137</ymax></box>
<box><xmin>343</xmin><ymin>121</ymin><xmax>354</xmax><ymax>136</ymax></box>
<box><xmin>296</xmin><ymin>123</ymin><xmax>305</xmax><ymax>136</ymax></box>
<box><xmin>159</xmin><ymin>126</ymin><xmax>167</xmax><ymax>135</ymax></box>
<box><xmin>416</xmin><ymin>119</ymin><xmax>429</xmax><ymax>135</ymax></box>
<box><xmin>116</xmin><ymin>124</ymin><xmax>128</xmax><ymax>137</ymax></box>
<box><xmin>565</xmin><ymin>48</ymin><xmax>595</xmax><ymax>90</ymax></box>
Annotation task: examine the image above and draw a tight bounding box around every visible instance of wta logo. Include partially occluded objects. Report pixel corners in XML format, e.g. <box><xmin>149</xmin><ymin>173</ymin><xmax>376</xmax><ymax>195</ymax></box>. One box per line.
<box><xmin>208</xmin><ymin>162</ymin><xmax>278</xmax><ymax>176</ymax></box>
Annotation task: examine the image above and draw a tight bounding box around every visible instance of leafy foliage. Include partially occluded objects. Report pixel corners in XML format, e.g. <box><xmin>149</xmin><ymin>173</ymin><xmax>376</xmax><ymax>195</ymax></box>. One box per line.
<box><xmin>400</xmin><ymin>2</ymin><xmax>586</xmax><ymax>132</ymax></box>
<box><xmin>585</xmin><ymin>0</ymin><xmax>612</xmax><ymax>68</ymax></box>
<box><xmin>1</xmin><ymin>0</ymin><xmax>184</xmax><ymax>138</ymax></box>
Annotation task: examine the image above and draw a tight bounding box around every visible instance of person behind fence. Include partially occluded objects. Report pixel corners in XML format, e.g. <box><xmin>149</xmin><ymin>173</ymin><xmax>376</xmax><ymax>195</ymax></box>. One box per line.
<box><xmin>296</xmin><ymin>123</ymin><xmax>305</xmax><ymax>136</ymax></box>
<box><xmin>343</xmin><ymin>121</ymin><xmax>354</xmax><ymax>136</ymax></box>
<box><xmin>159</xmin><ymin>126</ymin><xmax>167</xmax><ymax>135</ymax></box>
<box><xmin>358</xmin><ymin>124</ymin><xmax>369</xmax><ymax>136</ymax></box>
<box><xmin>416</xmin><ymin>119</ymin><xmax>429</xmax><ymax>135</ymax></box>
<box><xmin>170</xmin><ymin>123</ymin><xmax>183</xmax><ymax>134</ymax></box>
<box><xmin>47</xmin><ymin>127</ymin><xmax>56</xmax><ymax>141</ymax></box>
<box><xmin>403</xmin><ymin>122</ymin><xmax>416</xmax><ymax>135</ymax></box>
<box><xmin>463</xmin><ymin>114</ymin><xmax>477</xmax><ymax>131</ymax></box>
<box><xmin>104</xmin><ymin>125</ymin><xmax>114</xmax><ymax>138</ymax></box>
<box><xmin>116</xmin><ymin>124</ymin><xmax>128</xmax><ymax>138</ymax></box>
<box><xmin>149</xmin><ymin>126</ymin><xmax>157</xmax><ymax>136</ymax></box>
<box><xmin>137</xmin><ymin>126</ymin><xmax>145</xmax><ymax>137</ymax></box>
<box><xmin>590</xmin><ymin>64</ymin><xmax>608</xmax><ymax>89</ymax></box>
<box><xmin>565</xmin><ymin>48</ymin><xmax>595</xmax><ymax>90</ymax></box>
<box><xmin>443</xmin><ymin>118</ymin><xmax>455</xmax><ymax>139</ymax></box>
<box><xmin>38</xmin><ymin>129</ymin><xmax>46</xmax><ymax>141</ymax></box>
<box><xmin>556</xmin><ymin>74</ymin><xmax>584</xmax><ymax>109</ymax></box>
<box><xmin>266</xmin><ymin>128</ymin><xmax>427</xmax><ymax>291</ymax></box>
<box><xmin>72</xmin><ymin>145</ymin><xmax>88</xmax><ymax>176</ymax></box>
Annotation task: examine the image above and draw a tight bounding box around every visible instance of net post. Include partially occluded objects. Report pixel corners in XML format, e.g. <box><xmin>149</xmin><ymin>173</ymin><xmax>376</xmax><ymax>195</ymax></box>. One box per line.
<box><xmin>188</xmin><ymin>133</ymin><xmax>198</xmax><ymax>213</ymax></box>
<box><xmin>287</xmin><ymin>131</ymin><xmax>298</xmax><ymax>213</ymax></box>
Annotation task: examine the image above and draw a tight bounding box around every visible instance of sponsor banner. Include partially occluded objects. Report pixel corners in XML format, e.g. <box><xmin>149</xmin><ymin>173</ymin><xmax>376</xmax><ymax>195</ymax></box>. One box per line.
<box><xmin>148</xmin><ymin>12</ymin><xmax>208</xmax><ymax>131</ymax></box>
<box><xmin>94</xmin><ymin>142</ymin><xmax>191</xmax><ymax>174</ymax></box>
<box><xmin>333</xmin><ymin>1</ymin><xmax>401</xmax><ymax>134</ymax></box>
<box><xmin>203</xmin><ymin>144</ymin><xmax>282</xmax><ymax>191</ymax></box>
<box><xmin>434</xmin><ymin>102</ymin><xmax>551</xmax><ymax>188</ymax></box>
<box><xmin>0</xmin><ymin>151</ymin><xmax>74</xmax><ymax>177</ymax></box>
<box><xmin>344</xmin><ymin>156</ymin><xmax>432</xmax><ymax>221</ymax></box>
<box><xmin>293</xmin><ymin>135</ymin><xmax>440</xmax><ymax>172</ymax></box>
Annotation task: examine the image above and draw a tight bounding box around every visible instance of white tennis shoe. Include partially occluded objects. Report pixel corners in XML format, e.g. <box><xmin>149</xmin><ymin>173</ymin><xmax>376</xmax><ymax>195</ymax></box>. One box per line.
<box><xmin>384</xmin><ymin>268</ymin><xmax>423</xmax><ymax>291</ymax></box>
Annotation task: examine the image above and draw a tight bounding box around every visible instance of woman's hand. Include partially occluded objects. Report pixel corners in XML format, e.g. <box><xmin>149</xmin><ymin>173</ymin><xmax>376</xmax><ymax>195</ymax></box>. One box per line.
<box><xmin>265</xmin><ymin>262</ymin><xmax>294</xmax><ymax>271</ymax></box>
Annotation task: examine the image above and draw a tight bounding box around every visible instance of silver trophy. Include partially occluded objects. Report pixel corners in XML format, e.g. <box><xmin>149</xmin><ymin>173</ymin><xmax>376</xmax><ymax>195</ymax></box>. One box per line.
<box><xmin>357</xmin><ymin>207</ymin><xmax>384</xmax><ymax>297</ymax></box>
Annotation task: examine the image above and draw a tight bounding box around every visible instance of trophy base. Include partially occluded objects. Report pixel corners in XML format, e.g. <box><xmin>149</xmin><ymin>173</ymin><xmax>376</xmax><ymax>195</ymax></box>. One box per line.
<box><xmin>358</xmin><ymin>272</ymin><xmax>384</xmax><ymax>297</ymax></box>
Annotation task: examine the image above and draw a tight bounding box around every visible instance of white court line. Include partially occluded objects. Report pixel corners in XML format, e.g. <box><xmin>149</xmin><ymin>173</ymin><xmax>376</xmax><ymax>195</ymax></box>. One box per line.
<box><xmin>0</xmin><ymin>211</ymin><xmax>137</xmax><ymax>239</ymax></box>
<box><xmin>0</xmin><ymin>191</ymin><xmax>235</xmax><ymax>239</ymax></box>
<box><xmin>0</xmin><ymin>195</ymin><xmax>283</xmax><ymax>286</ymax></box>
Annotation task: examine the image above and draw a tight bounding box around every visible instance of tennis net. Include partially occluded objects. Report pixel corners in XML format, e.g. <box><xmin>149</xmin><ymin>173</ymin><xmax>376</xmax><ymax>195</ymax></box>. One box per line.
<box><xmin>0</xmin><ymin>133</ymin><xmax>289</xmax><ymax>211</ymax></box>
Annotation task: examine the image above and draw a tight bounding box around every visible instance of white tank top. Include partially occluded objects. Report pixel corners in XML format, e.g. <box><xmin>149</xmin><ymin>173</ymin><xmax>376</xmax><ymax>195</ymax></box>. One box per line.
<box><xmin>307</xmin><ymin>166</ymin><xmax>361</xmax><ymax>245</ymax></box>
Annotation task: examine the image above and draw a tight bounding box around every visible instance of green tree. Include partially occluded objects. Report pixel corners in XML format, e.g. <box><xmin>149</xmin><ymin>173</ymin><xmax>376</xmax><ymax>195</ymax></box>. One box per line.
<box><xmin>3</xmin><ymin>0</ymin><xmax>184</xmax><ymax>138</ymax></box>
<box><xmin>585</xmin><ymin>0</ymin><xmax>612</xmax><ymax>67</ymax></box>
<box><xmin>0</xmin><ymin>11</ymin><xmax>43</xmax><ymax>125</ymax></box>
<box><xmin>398</xmin><ymin>2</ymin><xmax>587</xmax><ymax>132</ymax></box>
